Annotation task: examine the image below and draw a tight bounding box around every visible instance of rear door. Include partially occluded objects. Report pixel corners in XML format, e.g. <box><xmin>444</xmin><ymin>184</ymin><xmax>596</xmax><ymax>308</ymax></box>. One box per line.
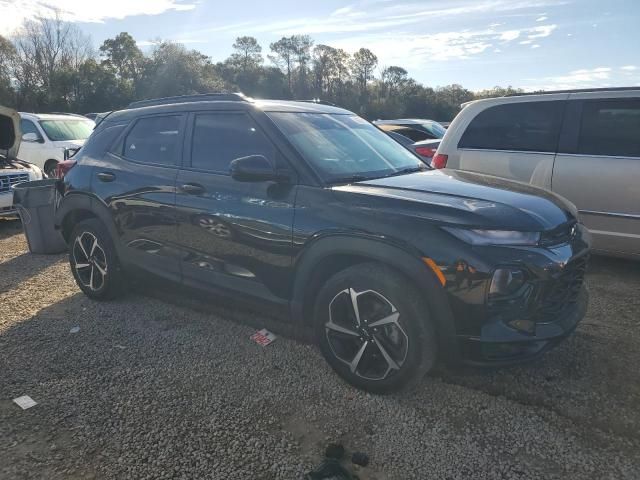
<box><xmin>552</xmin><ymin>96</ymin><xmax>640</xmax><ymax>256</ymax></box>
<box><xmin>452</xmin><ymin>100</ymin><xmax>566</xmax><ymax>189</ymax></box>
<box><xmin>174</xmin><ymin>108</ymin><xmax>296</xmax><ymax>305</ymax></box>
<box><xmin>93</xmin><ymin>113</ymin><xmax>184</xmax><ymax>280</ymax></box>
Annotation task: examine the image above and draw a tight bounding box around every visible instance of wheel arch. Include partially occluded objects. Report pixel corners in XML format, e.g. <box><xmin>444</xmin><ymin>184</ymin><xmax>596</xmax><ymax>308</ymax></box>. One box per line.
<box><xmin>56</xmin><ymin>193</ymin><xmax>119</xmax><ymax>246</ymax></box>
<box><xmin>290</xmin><ymin>234</ymin><xmax>459</xmax><ymax>361</ymax></box>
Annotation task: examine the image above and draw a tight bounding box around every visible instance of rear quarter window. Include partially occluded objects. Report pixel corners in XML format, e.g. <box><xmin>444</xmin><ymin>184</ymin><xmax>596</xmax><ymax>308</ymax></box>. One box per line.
<box><xmin>459</xmin><ymin>101</ymin><xmax>565</xmax><ymax>153</ymax></box>
<box><xmin>81</xmin><ymin>123</ymin><xmax>127</xmax><ymax>158</ymax></box>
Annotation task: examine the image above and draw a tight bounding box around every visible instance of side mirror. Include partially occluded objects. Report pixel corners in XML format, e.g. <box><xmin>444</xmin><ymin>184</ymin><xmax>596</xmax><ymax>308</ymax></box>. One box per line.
<box><xmin>22</xmin><ymin>132</ymin><xmax>42</xmax><ymax>143</ymax></box>
<box><xmin>230</xmin><ymin>155</ymin><xmax>289</xmax><ymax>183</ymax></box>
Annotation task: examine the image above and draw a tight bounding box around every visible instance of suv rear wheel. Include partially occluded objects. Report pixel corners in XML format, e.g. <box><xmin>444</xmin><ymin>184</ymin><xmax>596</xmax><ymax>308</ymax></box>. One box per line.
<box><xmin>69</xmin><ymin>218</ymin><xmax>123</xmax><ymax>300</ymax></box>
<box><xmin>314</xmin><ymin>263</ymin><xmax>437</xmax><ymax>393</ymax></box>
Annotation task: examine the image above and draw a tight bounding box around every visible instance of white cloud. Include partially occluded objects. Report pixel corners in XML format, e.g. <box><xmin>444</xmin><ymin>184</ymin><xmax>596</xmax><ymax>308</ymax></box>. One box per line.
<box><xmin>621</xmin><ymin>65</ymin><xmax>638</xmax><ymax>71</ymax></box>
<box><xmin>536</xmin><ymin>15</ymin><xmax>548</xmax><ymax>21</ymax></box>
<box><xmin>0</xmin><ymin>0</ymin><xmax>196</xmax><ymax>35</ymax></box>
<box><xmin>527</xmin><ymin>24</ymin><xmax>556</xmax><ymax>38</ymax></box>
<box><xmin>519</xmin><ymin>40</ymin><xmax>533</xmax><ymax>44</ymax></box>
<box><xmin>520</xmin><ymin>66</ymin><xmax>640</xmax><ymax>91</ymax></box>
<box><xmin>500</xmin><ymin>30</ymin><xmax>521</xmax><ymax>41</ymax></box>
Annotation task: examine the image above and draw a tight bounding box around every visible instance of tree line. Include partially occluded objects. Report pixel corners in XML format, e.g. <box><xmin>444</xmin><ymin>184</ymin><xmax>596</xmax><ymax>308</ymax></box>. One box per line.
<box><xmin>0</xmin><ymin>15</ymin><xmax>523</xmax><ymax>121</ymax></box>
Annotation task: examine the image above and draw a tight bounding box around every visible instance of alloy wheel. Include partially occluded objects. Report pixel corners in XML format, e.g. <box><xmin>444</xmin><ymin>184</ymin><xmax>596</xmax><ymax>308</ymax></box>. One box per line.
<box><xmin>72</xmin><ymin>231</ymin><xmax>108</xmax><ymax>291</ymax></box>
<box><xmin>325</xmin><ymin>288</ymin><xmax>409</xmax><ymax>381</ymax></box>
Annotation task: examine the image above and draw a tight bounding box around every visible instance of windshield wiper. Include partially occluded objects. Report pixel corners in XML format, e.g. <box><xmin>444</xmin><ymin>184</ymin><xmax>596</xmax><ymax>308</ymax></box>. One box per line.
<box><xmin>382</xmin><ymin>165</ymin><xmax>428</xmax><ymax>178</ymax></box>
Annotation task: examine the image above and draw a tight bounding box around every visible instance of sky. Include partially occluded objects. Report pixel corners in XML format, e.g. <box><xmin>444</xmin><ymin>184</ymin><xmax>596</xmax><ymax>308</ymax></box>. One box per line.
<box><xmin>1</xmin><ymin>0</ymin><xmax>639</xmax><ymax>91</ymax></box>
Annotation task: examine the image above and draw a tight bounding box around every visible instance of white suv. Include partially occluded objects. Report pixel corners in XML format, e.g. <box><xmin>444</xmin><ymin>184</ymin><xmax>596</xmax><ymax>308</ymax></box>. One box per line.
<box><xmin>434</xmin><ymin>87</ymin><xmax>640</xmax><ymax>258</ymax></box>
<box><xmin>18</xmin><ymin>112</ymin><xmax>94</xmax><ymax>177</ymax></box>
<box><xmin>1</xmin><ymin>106</ymin><xmax>44</xmax><ymax>217</ymax></box>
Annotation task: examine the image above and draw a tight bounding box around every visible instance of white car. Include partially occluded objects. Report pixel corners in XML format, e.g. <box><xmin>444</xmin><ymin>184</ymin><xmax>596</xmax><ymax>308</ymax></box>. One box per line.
<box><xmin>18</xmin><ymin>112</ymin><xmax>94</xmax><ymax>177</ymax></box>
<box><xmin>1</xmin><ymin>106</ymin><xmax>45</xmax><ymax>217</ymax></box>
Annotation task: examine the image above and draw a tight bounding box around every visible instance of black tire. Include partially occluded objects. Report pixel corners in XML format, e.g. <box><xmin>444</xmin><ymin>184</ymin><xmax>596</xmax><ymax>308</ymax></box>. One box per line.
<box><xmin>44</xmin><ymin>160</ymin><xmax>58</xmax><ymax>178</ymax></box>
<box><xmin>314</xmin><ymin>262</ymin><xmax>437</xmax><ymax>394</ymax></box>
<box><xmin>68</xmin><ymin>218</ymin><xmax>123</xmax><ymax>300</ymax></box>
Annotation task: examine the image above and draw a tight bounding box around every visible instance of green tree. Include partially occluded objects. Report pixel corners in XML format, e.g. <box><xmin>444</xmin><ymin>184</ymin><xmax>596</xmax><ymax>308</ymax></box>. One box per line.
<box><xmin>0</xmin><ymin>35</ymin><xmax>16</xmax><ymax>106</ymax></box>
<box><xmin>350</xmin><ymin>48</ymin><xmax>377</xmax><ymax>96</ymax></box>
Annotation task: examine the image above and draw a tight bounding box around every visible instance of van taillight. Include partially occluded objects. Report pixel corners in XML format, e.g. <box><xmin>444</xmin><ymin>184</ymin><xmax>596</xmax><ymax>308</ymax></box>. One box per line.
<box><xmin>431</xmin><ymin>154</ymin><xmax>448</xmax><ymax>169</ymax></box>
<box><xmin>415</xmin><ymin>146</ymin><xmax>437</xmax><ymax>158</ymax></box>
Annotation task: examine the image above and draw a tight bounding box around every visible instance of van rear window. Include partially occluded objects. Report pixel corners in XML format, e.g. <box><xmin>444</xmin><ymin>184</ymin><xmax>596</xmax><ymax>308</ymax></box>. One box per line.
<box><xmin>459</xmin><ymin>101</ymin><xmax>564</xmax><ymax>153</ymax></box>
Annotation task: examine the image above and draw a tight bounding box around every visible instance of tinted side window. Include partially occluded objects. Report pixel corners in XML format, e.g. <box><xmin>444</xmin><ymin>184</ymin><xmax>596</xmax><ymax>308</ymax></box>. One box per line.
<box><xmin>190</xmin><ymin>113</ymin><xmax>275</xmax><ymax>173</ymax></box>
<box><xmin>123</xmin><ymin>115</ymin><xmax>182</xmax><ymax>166</ymax></box>
<box><xmin>578</xmin><ymin>99</ymin><xmax>640</xmax><ymax>157</ymax></box>
<box><xmin>396</xmin><ymin>127</ymin><xmax>433</xmax><ymax>142</ymax></box>
<box><xmin>20</xmin><ymin>119</ymin><xmax>43</xmax><ymax>140</ymax></box>
<box><xmin>82</xmin><ymin>124</ymin><xmax>126</xmax><ymax>157</ymax></box>
<box><xmin>459</xmin><ymin>101</ymin><xmax>564</xmax><ymax>152</ymax></box>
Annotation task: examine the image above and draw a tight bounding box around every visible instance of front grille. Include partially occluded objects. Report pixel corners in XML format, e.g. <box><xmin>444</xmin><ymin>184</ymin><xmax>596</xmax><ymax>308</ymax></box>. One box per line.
<box><xmin>0</xmin><ymin>173</ymin><xmax>29</xmax><ymax>194</ymax></box>
<box><xmin>535</xmin><ymin>255</ymin><xmax>588</xmax><ymax>321</ymax></box>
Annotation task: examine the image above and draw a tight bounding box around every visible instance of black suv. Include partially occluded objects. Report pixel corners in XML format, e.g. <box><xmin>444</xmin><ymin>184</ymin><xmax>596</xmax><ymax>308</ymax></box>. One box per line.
<box><xmin>55</xmin><ymin>93</ymin><xmax>590</xmax><ymax>393</ymax></box>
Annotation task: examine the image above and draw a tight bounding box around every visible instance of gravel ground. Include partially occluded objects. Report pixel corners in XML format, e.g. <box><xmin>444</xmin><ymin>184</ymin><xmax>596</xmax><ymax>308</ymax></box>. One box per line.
<box><xmin>1</xmin><ymin>217</ymin><xmax>639</xmax><ymax>480</ymax></box>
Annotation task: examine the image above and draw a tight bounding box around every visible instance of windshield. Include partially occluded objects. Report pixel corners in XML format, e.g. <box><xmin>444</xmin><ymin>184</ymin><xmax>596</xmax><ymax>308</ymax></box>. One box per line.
<box><xmin>268</xmin><ymin>112</ymin><xmax>424</xmax><ymax>183</ymax></box>
<box><xmin>39</xmin><ymin>120</ymin><xmax>93</xmax><ymax>142</ymax></box>
<box><xmin>422</xmin><ymin>122</ymin><xmax>447</xmax><ymax>138</ymax></box>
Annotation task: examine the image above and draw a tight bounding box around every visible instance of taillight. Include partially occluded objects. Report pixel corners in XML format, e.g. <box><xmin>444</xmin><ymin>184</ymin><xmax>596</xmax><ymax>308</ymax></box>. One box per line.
<box><xmin>431</xmin><ymin>153</ymin><xmax>448</xmax><ymax>169</ymax></box>
<box><xmin>415</xmin><ymin>146</ymin><xmax>438</xmax><ymax>158</ymax></box>
<box><xmin>55</xmin><ymin>160</ymin><xmax>76</xmax><ymax>178</ymax></box>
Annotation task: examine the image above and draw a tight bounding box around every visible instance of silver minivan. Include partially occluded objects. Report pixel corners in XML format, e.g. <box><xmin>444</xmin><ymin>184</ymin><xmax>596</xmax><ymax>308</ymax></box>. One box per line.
<box><xmin>434</xmin><ymin>88</ymin><xmax>640</xmax><ymax>259</ymax></box>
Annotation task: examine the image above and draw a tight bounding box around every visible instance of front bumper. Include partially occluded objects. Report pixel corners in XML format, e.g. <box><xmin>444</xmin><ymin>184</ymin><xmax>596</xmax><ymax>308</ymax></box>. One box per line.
<box><xmin>456</xmin><ymin>287</ymin><xmax>588</xmax><ymax>366</ymax></box>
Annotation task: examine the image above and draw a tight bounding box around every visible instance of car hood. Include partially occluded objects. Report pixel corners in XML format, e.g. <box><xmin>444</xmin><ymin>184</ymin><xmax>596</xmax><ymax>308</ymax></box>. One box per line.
<box><xmin>334</xmin><ymin>169</ymin><xmax>577</xmax><ymax>231</ymax></box>
<box><xmin>0</xmin><ymin>105</ymin><xmax>21</xmax><ymax>160</ymax></box>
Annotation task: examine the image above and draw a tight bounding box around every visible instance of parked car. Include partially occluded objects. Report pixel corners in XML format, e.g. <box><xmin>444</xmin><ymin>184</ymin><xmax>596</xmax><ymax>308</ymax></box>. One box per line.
<box><xmin>384</xmin><ymin>130</ymin><xmax>441</xmax><ymax>163</ymax></box>
<box><xmin>18</xmin><ymin>112</ymin><xmax>95</xmax><ymax>177</ymax></box>
<box><xmin>434</xmin><ymin>87</ymin><xmax>640</xmax><ymax>258</ymax></box>
<box><xmin>55</xmin><ymin>93</ymin><xmax>590</xmax><ymax>393</ymax></box>
<box><xmin>374</xmin><ymin>119</ymin><xmax>447</xmax><ymax>142</ymax></box>
<box><xmin>0</xmin><ymin>106</ymin><xmax>45</xmax><ymax>217</ymax></box>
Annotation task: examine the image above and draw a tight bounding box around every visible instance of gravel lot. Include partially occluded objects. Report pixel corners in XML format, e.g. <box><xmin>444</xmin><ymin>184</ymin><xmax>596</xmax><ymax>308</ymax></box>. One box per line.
<box><xmin>1</xmin><ymin>218</ymin><xmax>639</xmax><ymax>479</ymax></box>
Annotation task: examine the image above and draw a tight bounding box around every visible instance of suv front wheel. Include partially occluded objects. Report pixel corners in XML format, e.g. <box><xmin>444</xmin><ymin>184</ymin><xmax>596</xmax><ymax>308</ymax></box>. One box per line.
<box><xmin>69</xmin><ymin>218</ymin><xmax>123</xmax><ymax>300</ymax></box>
<box><xmin>314</xmin><ymin>263</ymin><xmax>437</xmax><ymax>393</ymax></box>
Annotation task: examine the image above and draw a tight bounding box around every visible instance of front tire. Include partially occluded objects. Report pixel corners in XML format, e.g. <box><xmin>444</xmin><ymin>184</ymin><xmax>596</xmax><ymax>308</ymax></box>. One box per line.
<box><xmin>314</xmin><ymin>263</ymin><xmax>437</xmax><ymax>394</ymax></box>
<box><xmin>69</xmin><ymin>219</ymin><xmax>123</xmax><ymax>300</ymax></box>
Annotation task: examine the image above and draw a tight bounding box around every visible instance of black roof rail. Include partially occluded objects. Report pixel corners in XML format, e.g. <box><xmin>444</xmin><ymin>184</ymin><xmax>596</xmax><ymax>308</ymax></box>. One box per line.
<box><xmin>505</xmin><ymin>86</ymin><xmax>640</xmax><ymax>97</ymax></box>
<box><xmin>127</xmin><ymin>92</ymin><xmax>251</xmax><ymax>109</ymax></box>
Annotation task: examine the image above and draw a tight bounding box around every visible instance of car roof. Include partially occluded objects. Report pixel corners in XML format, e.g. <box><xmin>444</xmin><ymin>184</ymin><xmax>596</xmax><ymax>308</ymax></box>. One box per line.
<box><xmin>460</xmin><ymin>87</ymin><xmax>640</xmax><ymax>108</ymax></box>
<box><xmin>374</xmin><ymin>119</ymin><xmax>438</xmax><ymax>125</ymax></box>
<box><xmin>105</xmin><ymin>98</ymin><xmax>353</xmax><ymax>123</ymax></box>
<box><xmin>19</xmin><ymin>112</ymin><xmax>94</xmax><ymax>122</ymax></box>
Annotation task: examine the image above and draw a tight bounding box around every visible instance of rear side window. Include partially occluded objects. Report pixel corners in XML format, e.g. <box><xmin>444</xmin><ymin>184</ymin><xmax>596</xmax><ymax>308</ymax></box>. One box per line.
<box><xmin>82</xmin><ymin>124</ymin><xmax>126</xmax><ymax>157</ymax></box>
<box><xmin>190</xmin><ymin>113</ymin><xmax>275</xmax><ymax>174</ymax></box>
<box><xmin>395</xmin><ymin>127</ymin><xmax>433</xmax><ymax>142</ymax></box>
<box><xmin>578</xmin><ymin>99</ymin><xmax>640</xmax><ymax>157</ymax></box>
<box><xmin>459</xmin><ymin>101</ymin><xmax>564</xmax><ymax>152</ymax></box>
<box><xmin>123</xmin><ymin>115</ymin><xmax>182</xmax><ymax>166</ymax></box>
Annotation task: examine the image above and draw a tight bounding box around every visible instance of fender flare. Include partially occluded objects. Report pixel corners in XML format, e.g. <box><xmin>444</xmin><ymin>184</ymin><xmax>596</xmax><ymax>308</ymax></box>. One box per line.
<box><xmin>289</xmin><ymin>234</ymin><xmax>459</xmax><ymax>361</ymax></box>
<box><xmin>55</xmin><ymin>192</ymin><xmax>119</xmax><ymax>249</ymax></box>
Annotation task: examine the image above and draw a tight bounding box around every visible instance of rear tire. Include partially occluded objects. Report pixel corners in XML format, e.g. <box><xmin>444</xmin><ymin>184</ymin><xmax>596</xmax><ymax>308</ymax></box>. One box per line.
<box><xmin>314</xmin><ymin>262</ymin><xmax>437</xmax><ymax>394</ymax></box>
<box><xmin>68</xmin><ymin>218</ymin><xmax>123</xmax><ymax>300</ymax></box>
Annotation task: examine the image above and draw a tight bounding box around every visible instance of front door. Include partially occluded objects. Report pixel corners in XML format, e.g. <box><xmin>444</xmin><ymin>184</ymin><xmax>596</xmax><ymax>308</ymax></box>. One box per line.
<box><xmin>552</xmin><ymin>97</ymin><xmax>640</xmax><ymax>256</ymax></box>
<box><xmin>174</xmin><ymin>110</ymin><xmax>296</xmax><ymax>304</ymax></box>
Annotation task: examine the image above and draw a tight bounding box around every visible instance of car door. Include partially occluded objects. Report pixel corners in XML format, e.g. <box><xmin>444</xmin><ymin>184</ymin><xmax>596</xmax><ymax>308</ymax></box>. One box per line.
<box><xmin>174</xmin><ymin>109</ymin><xmax>296</xmax><ymax>305</ymax></box>
<box><xmin>17</xmin><ymin>119</ymin><xmax>48</xmax><ymax>168</ymax></box>
<box><xmin>92</xmin><ymin>113</ymin><xmax>184</xmax><ymax>280</ymax></box>
<box><xmin>453</xmin><ymin>100</ymin><xmax>566</xmax><ymax>189</ymax></box>
<box><xmin>552</xmin><ymin>96</ymin><xmax>640</xmax><ymax>256</ymax></box>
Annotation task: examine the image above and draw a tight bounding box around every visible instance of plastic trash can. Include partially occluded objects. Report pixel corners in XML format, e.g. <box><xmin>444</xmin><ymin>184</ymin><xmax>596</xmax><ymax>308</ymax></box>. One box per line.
<box><xmin>12</xmin><ymin>179</ymin><xmax>67</xmax><ymax>254</ymax></box>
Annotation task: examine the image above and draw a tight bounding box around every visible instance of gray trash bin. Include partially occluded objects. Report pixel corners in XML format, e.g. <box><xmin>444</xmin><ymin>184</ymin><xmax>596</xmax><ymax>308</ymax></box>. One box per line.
<box><xmin>12</xmin><ymin>179</ymin><xmax>67</xmax><ymax>254</ymax></box>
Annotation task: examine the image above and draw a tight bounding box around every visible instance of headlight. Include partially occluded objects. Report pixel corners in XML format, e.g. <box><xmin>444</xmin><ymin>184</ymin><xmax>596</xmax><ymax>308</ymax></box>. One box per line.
<box><xmin>443</xmin><ymin>227</ymin><xmax>540</xmax><ymax>246</ymax></box>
